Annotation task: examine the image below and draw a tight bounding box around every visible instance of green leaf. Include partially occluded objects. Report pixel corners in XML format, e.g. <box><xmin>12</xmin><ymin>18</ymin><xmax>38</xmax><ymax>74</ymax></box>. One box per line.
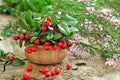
<box><xmin>70</xmin><ymin>27</ymin><xmax>78</xmax><ymax>33</ymax></box>
<box><xmin>48</xmin><ymin>27</ymin><xmax>54</xmax><ymax>31</ymax></box>
<box><xmin>62</xmin><ymin>15</ymin><xmax>78</xmax><ymax>26</ymax></box>
<box><xmin>26</xmin><ymin>0</ymin><xmax>36</xmax><ymax>11</ymax></box>
<box><xmin>3</xmin><ymin>0</ymin><xmax>20</xmax><ymax>4</ymax></box>
<box><xmin>51</xmin><ymin>14</ymin><xmax>58</xmax><ymax>24</ymax></box>
<box><xmin>0</xmin><ymin>50</ymin><xmax>8</xmax><ymax>61</ymax></box>
<box><xmin>53</xmin><ymin>34</ymin><xmax>62</xmax><ymax>40</ymax></box>
<box><xmin>58</xmin><ymin>25</ymin><xmax>67</xmax><ymax>35</ymax></box>
<box><xmin>58</xmin><ymin>21</ymin><xmax>70</xmax><ymax>35</ymax></box>
<box><xmin>49</xmin><ymin>40</ymin><xmax>56</xmax><ymax>44</ymax></box>
<box><xmin>22</xmin><ymin>0</ymin><xmax>29</xmax><ymax>11</ymax></box>
<box><xmin>1</xmin><ymin>29</ymin><xmax>12</xmax><ymax>36</ymax></box>
<box><xmin>30</xmin><ymin>37</ymin><xmax>37</xmax><ymax>43</ymax></box>
<box><xmin>46</xmin><ymin>34</ymin><xmax>53</xmax><ymax>40</ymax></box>
<box><xmin>25</xmin><ymin>10</ymin><xmax>35</xmax><ymax>27</ymax></box>
<box><xmin>0</xmin><ymin>50</ymin><xmax>4</xmax><ymax>58</ymax></box>
<box><xmin>11</xmin><ymin>58</ymin><xmax>25</xmax><ymax>67</ymax></box>
<box><xmin>40</xmin><ymin>6</ymin><xmax>49</xmax><ymax>16</ymax></box>
<box><xmin>18</xmin><ymin>17</ymin><xmax>31</xmax><ymax>31</ymax></box>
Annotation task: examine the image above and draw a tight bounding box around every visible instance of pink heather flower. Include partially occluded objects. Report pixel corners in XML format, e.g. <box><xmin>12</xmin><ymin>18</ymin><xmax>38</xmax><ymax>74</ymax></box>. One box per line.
<box><xmin>74</xmin><ymin>34</ymin><xmax>81</xmax><ymax>43</ymax></box>
<box><xmin>86</xmin><ymin>7</ymin><xmax>95</xmax><ymax>13</ymax></box>
<box><xmin>87</xmin><ymin>26</ymin><xmax>93</xmax><ymax>32</ymax></box>
<box><xmin>68</xmin><ymin>44</ymin><xmax>85</xmax><ymax>56</ymax></box>
<box><xmin>84</xmin><ymin>25</ymin><xmax>89</xmax><ymax>29</ymax></box>
<box><xmin>105</xmin><ymin>58</ymin><xmax>117</xmax><ymax>68</ymax></box>
<box><xmin>68</xmin><ymin>51</ymin><xmax>74</xmax><ymax>56</ymax></box>
<box><xmin>98</xmin><ymin>8</ymin><xmax>112</xmax><ymax>14</ymax></box>
<box><xmin>77</xmin><ymin>47</ymin><xmax>84</xmax><ymax>52</ymax></box>
<box><xmin>98</xmin><ymin>25</ymin><xmax>103</xmax><ymax>31</ymax></box>
<box><xmin>101</xmin><ymin>35</ymin><xmax>111</xmax><ymax>41</ymax></box>
<box><xmin>56</xmin><ymin>15</ymin><xmax>61</xmax><ymax>19</ymax></box>
<box><xmin>101</xmin><ymin>36</ymin><xmax>108</xmax><ymax>41</ymax></box>
<box><xmin>97</xmin><ymin>14</ymin><xmax>104</xmax><ymax>18</ymax></box>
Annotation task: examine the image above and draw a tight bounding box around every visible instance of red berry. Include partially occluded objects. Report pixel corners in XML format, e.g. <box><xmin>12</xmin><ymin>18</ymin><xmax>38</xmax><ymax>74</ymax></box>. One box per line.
<box><xmin>34</xmin><ymin>39</ymin><xmax>40</xmax><ymax>45</ymax></box>
<box><xmin>44</xmin><ymin>20</ymin><xmax>50</xmax><ymax>27</ymax></box>
<box><xmin>53</xmin><ymin>31</ymin><xmax>59</xmax><ymax>35</ymax></box>
<box><xmin>44</xmin><ymin>72</ymin><xmax>51</xmax><ymax>78</ymax></box>
<box><xmin>26</xmin><ymin>65</ymin><xmax>33</xmax><ymax>72</ymax></box>
<box><xmin>61</xmin><ymin>44</ymin><xmax>67</xmax><ymax>49</ymax></box>
<box><xmin>24</xmin><ymin>48</ymin><xmax>29</xmax><ymax>53</ymax></box>
<box><xmin>58</xmin><ymin>38</ymin><xmax>65</xmax><ymax>42</ymax></box>
<box><xmin>66</xmin><ymin>64</ymin><xmax>72</xmax><ymax>70</ymax></box>
<box><xmin>13</xmin><ymin>35</ymin><xmax>19</xmax><ymax>40</ymax></box>
<box><xmin>66</xmin><ymin>40</ymin><xmax>72</xmax><ymax>47</ymax></box>
<box><xmin>31</xmin><ymin>46</ymin><xmax>38</xmax><ymax>52</ymax></box>
<box><xmin>23</xmin><ymin>73</ymin><xmax>30</xmax><ymax>80</ymax></box>
<box><xmin>41</xmin><ymin>67</ymin><xmax>48</xmax><ymax>74</ymax></box>
<box><xmin>51</xmin><ymin>71</ymin><xmax>56</xmax><ymax>76</ymax></box>
<box><xmin>27</xmin><ymin>49</ymin><xmax>32</xmax><ymax>54</ymax></box>
<box><xmin>20</xmin><ymin>34</ymin><xmax>25</xmax><ymax>40</ymax></box>
<box><xmin>57</xmin><ymin>42</ymin><xmax>63</xmax><ymax>47</ymax></box>
<box><xmin>41</xmin><ymin>26</ymin><xmax>47</xmax><ymax>31</ymax></box>
<box><xmin>52</xmin><ymin>45</ymin><xmax>58</xmax><ymax>50</ymax></box>
<box><xmin>47</xmin><ymin>17</ymin><xmax>52</xmax><ymax>23</ymax></box>
<box><xmin>25</xmin><ymin>34</ymin><xmax>31</xmax><ymax>40</ymax></box>
<box><xmin>8</xmin><ymin>56</ymin><xmax>14</xmax><ymax>62</ymax></box>
<box><xmin>29</xmin><ymin>36</ymin><xmax>32</xmax><ymax>39</ymax></box>
<box><xmin>44</xmin><ymin>46</ymin><xmax>50</xmax><ymax>50</ymax></box>
<box><xmin>44</xmin><ymin>41</ymin><xmax>50</xmax><ymax>46</ymax></box>
<box><xmin>54</xmin><ymin>68</ymin><xmax>60</xmax><ymax>75</ymax></box>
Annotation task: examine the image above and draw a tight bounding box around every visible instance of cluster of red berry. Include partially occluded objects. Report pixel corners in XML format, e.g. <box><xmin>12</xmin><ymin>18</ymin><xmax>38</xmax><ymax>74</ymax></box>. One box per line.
<box><xmin>13</xmin><ymin>17</ymin><xmax>73</xmax><ymax>54</ymax></box>
<box><xmin>13</xmin><ymin>34</ymin><xmax>32</xmax><ymax>41</ymax></box>
<box><xmin>57</xmin><ymin>40</ymin><xmax>72</xmax><ymax>49</ymax></box>
<box><xmin>24</xmin><ymin>46</ymin><xmax>38</xmax><ymax>54</ymax></box>
<box><xmin>41</xmin><ymin>67</ymin><xmax>61</xmax><ymax>78</ymax></box>
<box><xmin>23</xmin><ymin>65</ymin><xmax>33</xmax><ymax>80</ymax></box>
<box><xmin>24</xmin><ymin>39</ymin><xmax>72</xmax><ymax>54</ymax></box>
<box><xmin>23</xmin><ymin>64</ymin><xmax>72</xmax><ymax>80</ymax></box>
<box><xmin>41</xmin><ymin>17</ymin><xmax>52</xmax><ymax>31</ymax></box>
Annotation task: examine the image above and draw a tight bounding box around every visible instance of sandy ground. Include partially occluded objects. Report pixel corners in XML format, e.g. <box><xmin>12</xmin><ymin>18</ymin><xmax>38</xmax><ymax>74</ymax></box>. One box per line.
<box><xmin>0</xmin><ymin>14</ymin><xmax>120</xmax><ymax>80</ymax></box>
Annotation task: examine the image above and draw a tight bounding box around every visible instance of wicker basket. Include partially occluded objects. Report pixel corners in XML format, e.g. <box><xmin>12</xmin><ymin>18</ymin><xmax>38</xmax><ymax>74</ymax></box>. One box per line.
<box><xmin>25</xmin><ymin>46</ymin><xmax>67</xmax><ymax>64</ymax></box>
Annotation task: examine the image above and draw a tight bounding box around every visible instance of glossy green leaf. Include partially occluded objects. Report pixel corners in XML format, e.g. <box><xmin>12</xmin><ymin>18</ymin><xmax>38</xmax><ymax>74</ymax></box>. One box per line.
<box><xmin>0</xmin><ymin>50</ymin><xmax>8</xmax><ymax>61</ymax></box>
<box><xmin>62</xmin><ymin>15</ymin><xmax>78</xmax><ymax>26</ymax></box>
<box><xmin>25</xmin><ymin>10</ymin><xmax>35</xmax><ymax>27</ymax></box>
<box><xmin>46</xmin><ymin>34</ymin><xmax>53</xmax><ymax>40</ymax></box>
<box><xmin>30</xmin><ymin>37</ymin><xmax>37</xmax><ymax>43</ymax></box>
<box><xmin>18</xmin><ymin>17</ymin><xmax>31</xmax><ymax>31</ymax></box>
<box><xmin>0</xmin><ymin>50</ymin><xmax>4</xmax><ymax>58</ymax></box>
<box><xmin>53</xmin><ymin>34</ymin><xmax>62</xmax><ymax>40</ymax></box>
<box><xmin>51</xmin><ymin>14</ymin><xmax>57</xmax><ymax>24</ymax></box>
<box><xmin>11</xmin><ymin>58</ymin><xmax>25</xmax><ymax>67</ymax></box>
<box><xmin>58</xmin><ymin>21</ymin><xmax>70</xmax><ymax>35</ymax></box>
<box><xmin>58</xmin><ymin>25</ymin><xmax>67</xmax><ymax>35</ymax></box>
<box><xmin>70</xmin><ymin>27</ymin><xmax>78</xmax><ymax>33</ymax></box>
